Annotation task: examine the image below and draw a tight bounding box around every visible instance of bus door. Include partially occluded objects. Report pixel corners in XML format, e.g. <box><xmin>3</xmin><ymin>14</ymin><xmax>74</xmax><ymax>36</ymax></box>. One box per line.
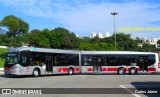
<box><xmin>93</xmin><ymin>56</ymin><xmax>102</xmax><ymax>72</ymax></box>
<box><xmin>46</xmin><ymin>55</ymin><xmax>53</xmax><ymax>73</ymax></box>
<box><xmin>139</xmin><ymin>56</ymin><xmax>148</xmax><ymax>72</ymax></box>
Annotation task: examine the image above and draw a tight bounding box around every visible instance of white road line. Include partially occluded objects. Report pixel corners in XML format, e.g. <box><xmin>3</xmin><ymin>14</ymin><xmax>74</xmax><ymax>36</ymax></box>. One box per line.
<box><xmin>119</xmin><ymin>85</ymin><xmax>141</xmax><ymax>97</ymax></box>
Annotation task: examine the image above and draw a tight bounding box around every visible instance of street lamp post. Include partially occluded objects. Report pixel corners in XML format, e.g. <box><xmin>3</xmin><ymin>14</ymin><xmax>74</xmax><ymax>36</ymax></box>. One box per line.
<box><xmin>111</xmin><ymin>12</ymin><xmax>118</xmax><ymax>48</ymax></box>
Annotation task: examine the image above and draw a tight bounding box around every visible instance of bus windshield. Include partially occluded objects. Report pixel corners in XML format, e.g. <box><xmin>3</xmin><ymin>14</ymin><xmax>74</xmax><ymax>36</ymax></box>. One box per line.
<box><xmin>5</xmin><ymin>53</ymin><xmax>18</xmax><ymax>65</ymax></box>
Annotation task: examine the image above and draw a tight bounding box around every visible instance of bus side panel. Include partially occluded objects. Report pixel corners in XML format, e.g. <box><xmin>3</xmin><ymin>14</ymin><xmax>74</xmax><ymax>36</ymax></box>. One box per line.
<box><xmin>81</xmin><ymin>66</ymin><xmax>93</xmax><ymax>73</ymax></box>
<box><xmin>20</xmin><ymin>66</ymin><xmax>45</xmax><ymax>75</ymax></box>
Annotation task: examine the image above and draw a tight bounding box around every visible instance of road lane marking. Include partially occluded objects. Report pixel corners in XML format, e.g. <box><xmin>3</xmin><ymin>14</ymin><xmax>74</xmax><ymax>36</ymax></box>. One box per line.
<box><xmin>119</xmin><ymin>85</ymin><xmax>141</xmax><ymax>97</ymax></box>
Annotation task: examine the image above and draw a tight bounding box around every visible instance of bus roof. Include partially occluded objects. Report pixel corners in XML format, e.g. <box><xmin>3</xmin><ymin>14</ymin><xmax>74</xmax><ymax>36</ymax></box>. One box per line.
<box><xmin>8</xmin><ymin>47</ymin><xmax>157</xmax><ymax>55</ymax></box>
<box><xmin>80</xmin><ymin>51</ymin><xmax>156</xmax><ymax>55</ymax></box>
<box><xmin>8</xmin><ymin>47</ymin><xmax>79</xmax><ymax>54</ymax></box>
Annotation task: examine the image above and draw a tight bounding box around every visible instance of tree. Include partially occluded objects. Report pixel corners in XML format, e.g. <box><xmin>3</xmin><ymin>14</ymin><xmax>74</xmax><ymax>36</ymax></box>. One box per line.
<box><xmin>140</xmin><ymin>43</ymin><xmax>156</xmax><ymax>52</ymax></box>
<box><xmin>157</xmin><ymin>40</ymin><xmax>160</xmax><ymax>44</ymax></box>
<box><xmin>1</xmin><ymin>15</ymin><xmax>29</xmax><ymax>37</ymax></box>
<box><xmin>135</xmin><ymin>37</ymin><xmax>142</xmax><ymax>43</ymax></box>
<box><xmin>115</xmin><ymin>33</ymin><xmax>138</xmax><ymax>51</ymax></box>
<box><xmin>51</xmin><ymin>27</ymin><xmax>80</xmax><ymax>49</ymax></box>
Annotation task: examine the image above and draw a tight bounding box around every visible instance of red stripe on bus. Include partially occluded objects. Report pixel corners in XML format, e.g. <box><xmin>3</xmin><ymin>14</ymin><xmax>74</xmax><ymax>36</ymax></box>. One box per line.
<box><xmin>136</xmin><ymin>68</ymin><xmax>156</xmax><ymax>72</ymax></box>
<box><xmin>159</xmin><ymin>63</ymin><xmax>160</xmax><ymax>68</ymax></box>
<box><xmin>88</xmin><ymin>68</ymin><xmax>93</xmax><ymax>71</ymax></box>
<box><xmin>107</xmin><ymin>68</ymin><xmax>118</xmax><ymax>71</ymax></box>
<box><xmin>102</xmin><ymin>68</ymin><xmax>118</xmax><ymax>71</ymax></box>
<box><xmin>58</xmin><ymin>68</ymin><xmax>69</xmax><ymax>73</ymax></box>
<box><xmin>136</xmin><ymin>68</ymin><xmax>140</xmax><ymax>71</ymax></box>
<box><xmin>102</xmin><ymin>68</ymin><xmax>107</xmax><ymax>71</ymax></box>
<box><xmin>148</xmin><ymin>68</ymin><xmax>156</xmax><ymax>72</ymax></box>
<box><xmin>74</xmin><ymin>68</ymin><xmax>80</xmax><ymax>72</ymax></box>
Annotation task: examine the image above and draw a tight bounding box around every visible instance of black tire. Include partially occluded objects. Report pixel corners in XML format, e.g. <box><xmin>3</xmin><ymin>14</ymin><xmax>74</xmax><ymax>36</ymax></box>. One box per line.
<box><xmin>68</xmin><ymin>68</ymin><xmax>74</xmax><ymax>75</ymax></box>
<box><xmin>32</xmin><ymin>69</ymin><xmax>40</xmax><ymax>77</ymax></box>
<box><xmin>118</xmin><ymin>68</ymin><xmax>125</xmax><ymax>75</ymax></box>
<box><xmin>129</xmin><ymin>68</ymin><xmax>137</xmax><ymax>75</ymax></box>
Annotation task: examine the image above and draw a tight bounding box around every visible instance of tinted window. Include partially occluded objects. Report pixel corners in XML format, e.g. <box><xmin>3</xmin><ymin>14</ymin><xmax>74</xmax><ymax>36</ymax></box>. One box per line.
<box><xmin>54</xmin><ymin>54</ymin><xmax>79</xmax><ymax>66</ymax></box>
<box><xmin>147</xmin><ymin>54</ymin><xmax>155</xmax><ymax>66</ymax></box>
<box><xmin>81</xmin><ymin>55</ymin><xmax>93</xmax><ymax>66</ymax></box>
<box><xmin>5</xmin><ymin>52</ymin><xmax>18</xmax><ymax>67</ymax></box>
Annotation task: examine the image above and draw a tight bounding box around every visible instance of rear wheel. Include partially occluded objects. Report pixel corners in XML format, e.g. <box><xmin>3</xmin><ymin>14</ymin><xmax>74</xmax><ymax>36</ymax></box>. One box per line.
<box><xmin>118</xmin><ymin>68</ymin><xmax>125</xmax><ymax>75</ymax></box>
<box><xmin>32</xmin><ymin>69</ymin><xmax>40</xmax><ymax>77</ymax></box>
<box><xmin>129</xmin><ymin>68</ymin><xmax>137</xmax><ymax>75</ymax></box>
<box><xmin>68</xmin><ymin>68</ymin><xmax>74</xmax><ymax>75</ymax></box>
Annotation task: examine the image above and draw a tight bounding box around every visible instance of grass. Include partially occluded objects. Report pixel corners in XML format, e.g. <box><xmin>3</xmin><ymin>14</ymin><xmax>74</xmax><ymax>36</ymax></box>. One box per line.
<box><xmin>0</xmin><ymin>48</ymin><xmax>8</xmax><ymax>68</ymax></box>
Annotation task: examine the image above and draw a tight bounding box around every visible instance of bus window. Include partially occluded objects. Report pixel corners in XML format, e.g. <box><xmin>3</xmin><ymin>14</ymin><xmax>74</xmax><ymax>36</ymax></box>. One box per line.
<box><xmin>20</xmin><ymin>51</ymin><xmax>30</xmax><ymax>67</ymax></box>
<box><xmin>127</xmin><ymin>55</ymin><xmax>138</xmax><ymax>66</ymax></box>
<box><xmin>101</xmin><ymin>56</ymin><xmax>107</xmax><ymax>66</ymax></box>
<box><xmin>108</xmin><ymin>55</ymin><xmax>116</xmax><ymax>66</ymax></box>
<box><xmin>147</xmin><ymin>54</ymin><xmax>155</xmax><ymax>66</ymax></box>
<box><xmin>82</xmin><ymin>55</ymin><xmax>93</xmax><ymax>66</ymax></box>
<box><xmin>22</xmin><ymin>56</ymin><xmax>27</xmax><ymax>64</ymax></box>
<box><xmin>28</xmin><ymin>52</ymin><xmax>44</xmax><ymax>66</ymax></box>
<box><xmin>54</xmin><ymin>54</ymin><xmax>79</xmax><ymax>66</ymax></box>
<box><xmin>6</xmin><ymin>53</ymin><xmax>18</xmax><ymax>65</ymax></box>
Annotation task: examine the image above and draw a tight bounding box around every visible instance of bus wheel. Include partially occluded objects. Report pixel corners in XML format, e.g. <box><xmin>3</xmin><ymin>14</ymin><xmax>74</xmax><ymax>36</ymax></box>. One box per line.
<box><xmin>129</xmin><ymin>68</ymin><xmax>136</xmax><ymax>75</ymax></box>
<box><xmin>118</xmin><ymin>68</ymin><xmax>125</xmax><ymax>75</ymax></box>
<box><xmin>32</xmin><ymin>69</ymin><xmax>40</xmax><ymax>77</ymax></box>
<box><xmin>68</xmin><ymin>68</ymin><xmax>74</xmax><ymax>75</ymax></box>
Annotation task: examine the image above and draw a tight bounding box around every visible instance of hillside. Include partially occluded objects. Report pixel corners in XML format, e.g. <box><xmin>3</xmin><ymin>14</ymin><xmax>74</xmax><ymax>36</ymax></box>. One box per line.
<box><xmin>0</xmin><ymin>48</ymin><xmax>8</xmax><ymax>68</ymax></box>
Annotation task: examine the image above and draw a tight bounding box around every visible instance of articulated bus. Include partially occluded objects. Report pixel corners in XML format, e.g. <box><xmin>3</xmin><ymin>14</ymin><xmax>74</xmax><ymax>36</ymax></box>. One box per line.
<box><xmin>4</xmin><ymin>47</ymin><xmax>160</xmax><ymax>76</ymax></box>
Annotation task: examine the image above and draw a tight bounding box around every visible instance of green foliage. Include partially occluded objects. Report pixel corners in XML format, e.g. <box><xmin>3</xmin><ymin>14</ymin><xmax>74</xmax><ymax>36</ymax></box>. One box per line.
<box><xmin>79</xmin><ymin>42</ymin><xmax>117</xmax><ymax>51</ymax></box>
<box><xmin>0</xmin><ymin>48</ymin><xmax>8</xmax><ymax>68</ymax></box>
<box><xmin>1</xmin><ymin>15</ymin><xmax>29</xmax><ymax>37</ymax></box>
<box><xmin>139</xmin><ymin>43</ymin><xmax>157</xmax><ymax>52</ymax></box>
<box><xmin>24</xmin><ymin>27</ymin><xmax>80</xmax><ymax>49</ymax></box>
<box><xmin>115</xmin><ymin>33</ymin><xmax>138</xmax><ymax>51</ymax></box>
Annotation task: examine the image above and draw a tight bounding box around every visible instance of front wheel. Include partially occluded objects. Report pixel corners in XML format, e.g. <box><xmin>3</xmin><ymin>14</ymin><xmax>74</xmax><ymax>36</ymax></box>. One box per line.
<box><xmin>32</xmin><ymin>69</ymin><xmax>40</xmax><ymax>77</ymax></box>
<box><xmin>68</xmin><ymin>68</ymin><xmax>74</xmax><ymax>75</ymax></box>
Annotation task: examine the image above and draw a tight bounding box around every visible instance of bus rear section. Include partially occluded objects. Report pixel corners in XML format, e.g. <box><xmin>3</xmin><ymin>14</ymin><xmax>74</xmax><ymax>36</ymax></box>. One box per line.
<box><xmin>80</xmin><ymin>51</ymin><xmax>159</xmax><ymax>75</ymax></box>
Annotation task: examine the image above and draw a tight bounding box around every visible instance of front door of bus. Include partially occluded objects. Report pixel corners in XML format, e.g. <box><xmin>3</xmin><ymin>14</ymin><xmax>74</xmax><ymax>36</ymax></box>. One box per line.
<box><xmin>46</xmin><ymin>55</ymin><xmax>53</xmax><ymax>73</ymax></box>
<box><xmin>139</xmin><ymin>56</ymin><xmax>148</xmax><ymax>72</ymax></box>
<box><xmin>93</xmin><ymin>56</ymin><xmax>102</xmax><ymax>72</ymax></box>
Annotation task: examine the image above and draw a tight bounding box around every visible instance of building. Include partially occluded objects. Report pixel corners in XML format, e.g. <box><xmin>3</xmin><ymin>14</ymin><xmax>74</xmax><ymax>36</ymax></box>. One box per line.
<box><xmin>97</xmin><ymin>32</ymin><xmax>103</xmax><ymax>38</ymax></box>
<box><xmin>90</xmin><ymin>32</ymin><xmax>97</xmax><ymax>38</ymax></box>
<box><xmin>90</xmin><ymin>32</ymin><xmax>110</xmax><ymax>38</ymax></box>
<box><xmin>104</xmin><ymin>32</ymin><xmax>110</xmax><ymax>38</ymax></box>
<box><xmin>141</xmin><ymin>37</ymin><xmax>160</xmax><ymax>48</ymax></box>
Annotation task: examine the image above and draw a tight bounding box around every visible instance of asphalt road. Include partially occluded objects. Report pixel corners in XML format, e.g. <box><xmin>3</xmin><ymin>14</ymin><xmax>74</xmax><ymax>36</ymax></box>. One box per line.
<box><xmin>0</xmin><ymin>73</ymin><xmax>160</xmax><ymax>97</ymax></box>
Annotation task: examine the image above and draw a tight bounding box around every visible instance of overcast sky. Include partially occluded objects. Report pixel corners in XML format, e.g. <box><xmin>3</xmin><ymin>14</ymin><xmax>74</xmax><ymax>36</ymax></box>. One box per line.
<box><xmin>0</xmin><ymin>0</ymin><xmax>160</xmax><ymax>38</ymax></box>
